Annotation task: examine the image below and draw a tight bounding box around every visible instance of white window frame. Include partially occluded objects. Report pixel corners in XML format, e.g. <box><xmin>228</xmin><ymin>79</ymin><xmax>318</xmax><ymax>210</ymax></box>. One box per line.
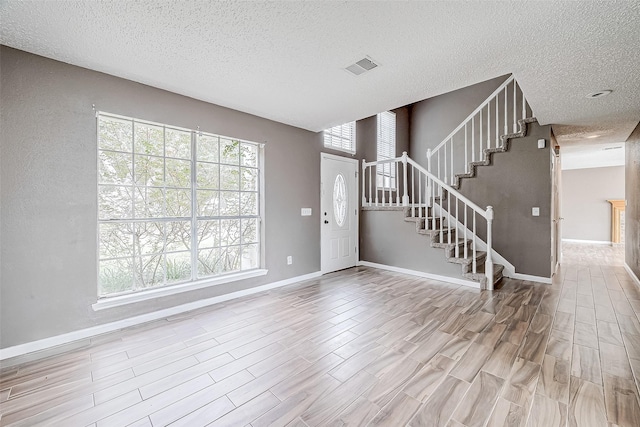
<box><xmin>95</xmin><ymin>112</ymin><xmax>266</xmax><ymax>309</ymax></box>
<box><xmin>376</xmin><ymin>111</ymin><xmax>396</xmax><ymax>189</ymax></box>
<box><xmin>324</xmin><ymin>121</ymin><xmax>356</xmax><ymax>154</ymax></box>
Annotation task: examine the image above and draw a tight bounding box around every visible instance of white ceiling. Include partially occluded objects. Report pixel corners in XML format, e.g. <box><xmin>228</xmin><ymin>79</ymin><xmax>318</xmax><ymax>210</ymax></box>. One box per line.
<box><xmin>561</xmin><ymin>141</ymin><xmax>625</xmax><ymax>171</ymax></box>
<box><xmin>1</xmin><ymin>1</ymin><xmax>639</xmax><ymax>145</ymax></box>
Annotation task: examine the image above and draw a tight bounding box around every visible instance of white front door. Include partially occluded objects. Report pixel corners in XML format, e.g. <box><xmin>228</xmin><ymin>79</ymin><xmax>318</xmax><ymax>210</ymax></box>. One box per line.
<box><xmin>321</xmin><ymin>153</ymin><xmax>358</xmax><ymax>273</ymax></box>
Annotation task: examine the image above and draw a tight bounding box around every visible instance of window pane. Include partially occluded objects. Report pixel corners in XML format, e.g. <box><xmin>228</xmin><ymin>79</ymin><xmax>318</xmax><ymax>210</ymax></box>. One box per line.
<box><xmin>99</xmin><ymin>258</ymin><xmax>134</xmax><ymax>295</ymax></box>
<box><xmin>198</xmin><ymin>248</ymin><xmax>221</xmax><ymax>277</ymax></box>
<box><xmin>99</xmin><ymin>185</ymin><xmax>133</xmax><ymax>220</ymax></box>
<box><xmin>240</xmin><ymin>192</ymin><xmax>258</xmax><ymax>216</ymax></box>
<box><xmin>165</xmin><ymin>158</ymin><xmax>191</xmax><ymax>188</ymax></box>
<box><xmin>221</xmin><ymin>219</ymin><xmax>240</xmax><ymax>246</ymax></box>
<box><xmin>196</xmin><ymin>162</ymin><xmax>219</xmax><ymax>189</ymax></box>
<box><xmin>220</xmin><ymin>166</ymin><xmax>240</xmax><ymax>191</ymax></box>
<box><xmin>197</xmin><ymin>220</ymin><xmax>219</xmax><ymax>249</ymax></box>
<box><xmin>134</xmin><ymin>123</ymin><xmax>164</xmax><ymax>156</ymax></box>
<box><xmin>166</xmin><ymin>221</ymin><xmax>191</xmax><ymax>252</ymax></box>
<box><xmin>220</xmin><ymin>139</ymin><xmax>240</xmax><ymax>164</ymax></box>
<box><xmin>135</xmin><ymin>155</ymin><xmax>164</xmax><ymax>186</ymax></box>
<box><xmin>220</xmin><ymin>246</ymin><xmax>241</xmax><ymax>273</ymax></box>
<box><xmin>241</xmin><ymin>167</ymin><xmax>258</xmax><ymax>191</ymax></box>
<box><xmin>241</xmin><ymin>218</ymin><xmax>258</xmax><ymax>244</ymax></box>
<box><xmin>166</xmin><ymin>189</ymin><xmax>191</xmax><ymax>217</ymax></box>
<box><xmin>240</xmin><ymin>143</ymin><xmax>258</xmax><ymax>167</ymax></box>
<box><xmin>166</xmin><ymin>251</ymin><xmax>191</xmax><ymax>283</ymax></box>
<box><xmin>135</xmin><ymin>255</ymin><xmax>165</xmax><ymax>289</ymax></box>
<box><xmin>166</xmin><ymin>128</ymin><xmax>191</xmax><ymax>159</ymax></box>
<box><xmin>134</xmin><ymin>187</ymin><xmax>164</xmax><ymax>218</ymax></box>
<box><xmin>99</xmin><ymin>223</ymin><xmax>133</xmax><ymax>259</ymax></box>
<box><xmin>242</xmin><ymin>244</ymin><xmax>259</xmax><ymax>270</ymax></box>
<box><xmin>135</xmin><ymin>222</ymin><xmax>165</xmax><ymax>256</ymax></box>
<box><xmin>220</xmin><ymin>191</ymin><xmax>240</xmax><ymax>216</ymax></box>
<box><xmin>99</xmin><ymin>150</ymin><xmax>132</xmax><ymax>184</ymax></box>
<box><xmin>196</xmin><ymin>190</ymin><xmax>219</xmax><ymax>217</ymax></box>
<box><xmin>197</xmin><ymin>134</ymin><xmax>219</xmax><ymax>163</ymax></box>
<box><xmin>99</xmin><ymin>116</ymin><xmax>132</xmax><ymax>152</ymax></box>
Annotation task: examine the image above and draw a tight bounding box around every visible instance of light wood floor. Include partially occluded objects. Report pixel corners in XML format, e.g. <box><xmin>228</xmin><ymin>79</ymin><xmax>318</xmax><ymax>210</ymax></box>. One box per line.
<box><xmin>2</xmin><ymin>249</ymin><xmax>640</xmax><ymax>426</ymax></box>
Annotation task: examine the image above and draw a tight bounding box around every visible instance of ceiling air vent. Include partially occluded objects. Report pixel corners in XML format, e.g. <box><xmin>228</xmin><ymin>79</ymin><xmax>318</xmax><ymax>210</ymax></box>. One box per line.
<box><xmin>345</xmin><ymin>57</ymin><xmax>378</xmax><ymax>76</ymax></box>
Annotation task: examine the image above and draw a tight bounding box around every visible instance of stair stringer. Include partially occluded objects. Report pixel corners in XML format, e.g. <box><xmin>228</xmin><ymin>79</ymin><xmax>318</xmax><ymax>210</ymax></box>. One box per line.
<box><xmin>451</xmin><ymin>117</ymin><xmax>538</xmax><ymax>190</ymax></box>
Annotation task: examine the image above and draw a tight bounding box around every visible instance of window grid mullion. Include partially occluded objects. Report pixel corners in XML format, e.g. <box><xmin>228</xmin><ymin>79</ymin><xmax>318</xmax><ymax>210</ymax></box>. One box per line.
<box><xmin>190</xmin><ymin>131</ymin><xmax>198</xmax><ymax>281</ymax></box>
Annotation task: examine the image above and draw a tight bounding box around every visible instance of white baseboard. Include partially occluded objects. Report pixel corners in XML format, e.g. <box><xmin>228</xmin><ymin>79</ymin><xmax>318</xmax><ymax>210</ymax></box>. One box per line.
<box><xmin>358</xmin><ymin>261</ymin><xmax>479</xmax><ymax>289</ymax></box>
<box><xmin>562</xmin><ymin>239</ymin><xmax>612</xmax><ymax>245</ymax></box>
<box><xmin>510</xmin><ymin>272</ymin><xmax>552</xmax><ymax>284</ymax></box>
<box><xmin>625</xmin><ymin>263</ymin><xmax>640</xmax><ymax>288</ymax></box>
<box><xmin>0</xmin><ymin>271</ymin><xmax>322</xmax><ymax>361</ymax></box>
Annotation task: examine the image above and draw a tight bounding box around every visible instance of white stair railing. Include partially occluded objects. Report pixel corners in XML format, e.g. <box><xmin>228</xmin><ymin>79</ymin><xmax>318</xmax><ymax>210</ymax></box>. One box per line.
<box><xmin>428</xmin><ymin>76</ymin><xmax>532</xmax><ymax>185</ymax></box>
<box><xmin>362</xmin><ymin>152</ymin><xmax>496</xmax><ymax>289</ymax></box>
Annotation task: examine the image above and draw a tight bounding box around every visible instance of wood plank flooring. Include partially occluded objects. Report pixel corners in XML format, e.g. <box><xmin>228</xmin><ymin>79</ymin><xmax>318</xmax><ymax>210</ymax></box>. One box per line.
<box><xmin>2</xmin><ymin>243</ymin><xmax>640</xmax><ymax>426</ymax></box>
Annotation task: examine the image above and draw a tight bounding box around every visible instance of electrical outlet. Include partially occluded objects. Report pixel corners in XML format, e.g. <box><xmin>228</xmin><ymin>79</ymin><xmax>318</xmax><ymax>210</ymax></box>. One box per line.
<box><xmin>301</xmin><ymin>208</ymin><xmax>312</xmax><ymax>216</ymax></box>
<box><xmin>287</xmin><ymin>256</ymin><xmax>293</xmax><ymax>265</ymax></box>
<box><xmin>532</xmin><ymin>207</ymin><xmax>540</xmax><ymax>216</ymax></box>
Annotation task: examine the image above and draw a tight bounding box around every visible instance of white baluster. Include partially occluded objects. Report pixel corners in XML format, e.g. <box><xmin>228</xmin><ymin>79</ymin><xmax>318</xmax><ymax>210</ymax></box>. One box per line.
<box><xmin>455</xmin><ymin>197</ymin><xmax>459</xmax><ymax>258</ymax></box>
<box><xmin>439</xmin><ymin>185</ymin><xmax>443</xmax><ymax>244</ymax></box>
<box><xmin>418</xmin><ymin>169</ymin><xmax>422</xmax><ymax>217</ymax></box>
<box><xmin>471</xmin><ymin>116</ymin><xmax>475</xmax><ymax>162</ymax></box>
<box><xmin>487</xmin><ymin>103</ymin><xmax>490</xmax><ymax>150</ymax></box>
<box><xmin>444</xmin><ymin>142</ymin><xmax>448</xmax><ymax>184</ymax></box>
<box><xmin>411</xmin><ymin>166</ymin><xmax>415</xmax><ymax>216</ymax></box>
<box><xmin>447</xmin><ymin>189</ymin><xmax>451</xmax><ymax>245</ymax></box>
<box><xmin>513</xmin><ymin>80</ymin><xmax>517</xmax><ymax>133</ymax></box>
<box><xmin>495</xmin><ymin>95</ymin><xmax>499</xmax><ymax>147</ymax></box>
<box><xmin>464</xmin><ymin>124</ymin><xmax>468</xmax><ymax>173</ymax></box>
<box><xmin>388</xmin><ymin>163</ymin><xmax>392</xmax><ymax>207</ymax></box>
<box><xmin>486</xmin><ymin>206</ymin><xmax>494</xmax><ymax>290</ymax></box>
<box><xmin>521</xmin><ymin>81</ymin><xmax>526</xmax><ymax>120</ymax></box>
<box><xmin>464</xmin><ymin>205</ymin><xmax>468</xmax><ymax>259</ymax></box>
<box><xmin>479</xmin><ymin>109</ymin><xmax>483</xmax><ymax>161</ymax></box>
<box><xmin>450</xmin><ymin>138</ymin><xmax>454</xmax><ymax>185</ymax></box>
<box><xmin>473</xmin><ymin>212</ymin><xmax>477</xmax><ymax>274</ymax></box>
<box><xmin>504</xmin><ymin>86</ymin><xmax>508</xmax><ymax>135</ymax></box>
<box><xmin>381</xmin><ymin>164</ymin><xmax>386</xmax><ymax>206</ymax></box>
<box><xmin>402</xmin><ymin>152</ymin><xmax>409</xmax><ymax>206</ymax></box>
<box><xmin>396</xmin><ymin>162</ymin><xmax>400</xmax><ymax>205</ymax></box>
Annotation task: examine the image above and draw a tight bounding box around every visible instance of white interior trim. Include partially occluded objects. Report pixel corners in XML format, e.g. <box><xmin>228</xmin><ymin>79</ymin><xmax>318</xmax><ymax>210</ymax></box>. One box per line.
<box><xmin>509</xmin><ymin>272</ymin><xmax>552</xmax><ymax>284</ymax></box>
<box><xmin>358</xmin><ymin>260</ymin><xmax>480</xmax><ymax>289</ymax></box>
<box><xmin>562</xmin><ymin>238</ymin><xmax>612</xmax><ymax>245</ymax></box>
<box><xmin>0</xmin><ymin>271</ymin><xmax>321</xmax><ymax>361</ymax></box>
<box><xmin>93</xmin><ymin>269</ymin><xmax>269</xmax><ymax>310</ymax></box>
<box><xmin>625</xmin><ymin>263</ymin><xmax>640</xmax><ymax>288</ymax></box>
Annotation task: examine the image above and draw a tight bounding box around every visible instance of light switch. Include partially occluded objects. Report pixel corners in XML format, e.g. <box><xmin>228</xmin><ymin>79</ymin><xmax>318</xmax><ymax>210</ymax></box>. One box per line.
<box><xmin>532</xmin><ymin>207</ymin><xmax>540</xmax><ymax>216</ymax></box>
<box><xmin>301</xmin><ymin>208</ymin><xmax>312</xmax><ymax>216</ymax></box>
<box><xmin>537</xmin><ymin>139</ymin><xmax>546</xmax><ymax>149</ymax></box>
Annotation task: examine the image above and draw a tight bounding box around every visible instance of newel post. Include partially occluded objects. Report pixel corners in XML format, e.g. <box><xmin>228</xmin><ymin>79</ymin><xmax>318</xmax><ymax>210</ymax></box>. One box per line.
<box><xmin>402</xmin><ymin>151</ymin><xmax>409</xmax><ymax>206</ymax></box>
<box><xmin>361</xmin><ymin>159</ymin><xmax>367</xmax><ymax>206</ymax></box>
<box><xmin>485</xmin><ymin>206</ymin><xmax>495</xmax><ymax>290</ymax></box>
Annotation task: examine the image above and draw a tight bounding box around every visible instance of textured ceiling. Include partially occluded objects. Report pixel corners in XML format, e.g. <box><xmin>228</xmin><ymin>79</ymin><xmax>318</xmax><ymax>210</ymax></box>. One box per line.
<box><xmin>1</xmin><ymin>1</ymin><xmax>639</xmax><ymax>146</ymax></box>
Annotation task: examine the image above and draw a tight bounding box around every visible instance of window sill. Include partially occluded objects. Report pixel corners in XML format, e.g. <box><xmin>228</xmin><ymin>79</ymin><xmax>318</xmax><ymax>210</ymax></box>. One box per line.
<box><xmin>92</xmin><ymin>269</ymin><xmax>268</xmax><ymax>311</ymax></box>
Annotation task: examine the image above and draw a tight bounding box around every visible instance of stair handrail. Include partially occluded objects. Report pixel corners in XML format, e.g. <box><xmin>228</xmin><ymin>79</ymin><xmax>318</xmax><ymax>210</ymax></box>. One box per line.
<box><xmin>362</xmin><ymin>152</ymin><xmax>495</xmax><ymax>289</ymax></box>
<box><xmin>431</xmin><ymin>75</ymin><xmax>515</xmax><ymax>155</ymax></box>
<box><xmin>428</xmin><ymin>75</ymin><xmax>533</xmax><ymax>187</ymax></box>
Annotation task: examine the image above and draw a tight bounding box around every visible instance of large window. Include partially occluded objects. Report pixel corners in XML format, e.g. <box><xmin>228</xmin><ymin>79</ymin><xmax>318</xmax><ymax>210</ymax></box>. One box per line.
<box><xmin>324</xmin><ymin>121</ymin><xmax>356</xmax><ymax>153</ymax></box>
<box><xmin>97</xmin><ymin>113</ymin><xmax>262</xmax><ymax>297</ymax></box>
<box><xmin>376</xmin><ymin>111</ymin><xmax>396</xmax><ymax>188</ymax></box>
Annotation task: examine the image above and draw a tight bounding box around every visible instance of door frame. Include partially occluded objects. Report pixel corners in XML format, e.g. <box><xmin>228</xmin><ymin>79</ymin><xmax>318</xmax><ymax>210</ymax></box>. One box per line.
<box><xmin>551</xmin><ymin>146</ymin><xmax>562</xmax><ymax>275</ymax></box>
<box><xmin>320</xmin><ymin>152</ymin><xmax>359</xmax><ymax>274</ymax></box>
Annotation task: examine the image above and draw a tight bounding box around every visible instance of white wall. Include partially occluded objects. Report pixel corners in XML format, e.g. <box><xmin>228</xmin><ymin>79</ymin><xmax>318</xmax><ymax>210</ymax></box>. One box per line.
<box><xmin>562</xmin><ymin>166</ymin><xmax>625</xmax><ymax>242</ymax></box>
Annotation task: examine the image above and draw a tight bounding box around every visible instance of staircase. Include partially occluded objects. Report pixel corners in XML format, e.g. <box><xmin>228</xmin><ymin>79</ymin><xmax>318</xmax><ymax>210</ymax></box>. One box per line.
<box><xmin>402</xmin><ymin>205</ymin><xmax>504</xmax><ymax>289</ymax></box>
<box><xmin>362</xmin><ymin>75</ymin><xmax>534</xmax><ymax>290</ymax></box>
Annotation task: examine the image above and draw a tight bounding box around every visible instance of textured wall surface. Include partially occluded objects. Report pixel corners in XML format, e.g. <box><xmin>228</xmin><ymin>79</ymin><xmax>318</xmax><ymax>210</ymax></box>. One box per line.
<box><xmin>0</xmin><ymin>47</ymin><xmax>323</xmax><ymax>348</ymax></box>
<box><xmin>626</xmin><ymin>123</ymin><xmax>640</xmax><ymax>280</ymax></box>
<box><xmin>562</xmin><ymin>166</ymin><xmax>625</xmax><ymax>242</ymax></box>
<box><xmin>456</xmin><ymin>123</ymin><xmax>553</xmax><ymax>278</ymax></box>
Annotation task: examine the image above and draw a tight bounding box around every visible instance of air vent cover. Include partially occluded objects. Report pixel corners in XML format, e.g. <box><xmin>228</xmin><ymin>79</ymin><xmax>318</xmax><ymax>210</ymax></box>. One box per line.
<box><xmin>345</xmin><ymin>57</ymin><xmax>378</xmax><ymax>76</ymax></box>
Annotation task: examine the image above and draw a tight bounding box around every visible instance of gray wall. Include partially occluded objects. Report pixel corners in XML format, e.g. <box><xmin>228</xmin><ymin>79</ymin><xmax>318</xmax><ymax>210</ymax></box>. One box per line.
<box><xmin>0</xmin><ymin>46</ymin><xmax>326</xmax><ymax>348</ymax></box>
<box><xmin>626</xmin><ymin>122</ymin><xmax>640</xmax><ymax>280</ymax></box>
<box><xmin>456</xmin><ymin>123</ymin><xmax>553</xmax><ymax>277</ymax></box>
<box><xmin>410</xmin><ymin>75</ymin><xmax>510</xmax><ymax>166</ymax></box>
<box><xmin>360</xmin><ymin>210</ymin><xmax>464</xmax><ymax>278</ymax></box>
<box><xmin>562</xmin><ymin>166</ymin><xmax>625</xmax><ymax>242</ymax></box>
